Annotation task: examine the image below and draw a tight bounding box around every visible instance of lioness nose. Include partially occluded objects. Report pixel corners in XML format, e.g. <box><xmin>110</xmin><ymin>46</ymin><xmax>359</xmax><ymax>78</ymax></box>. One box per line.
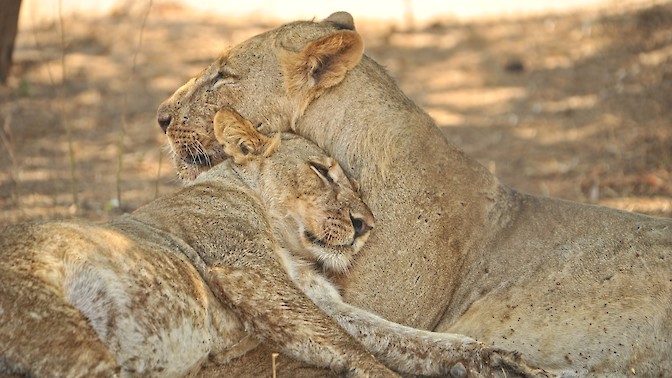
<box><xmin>157</xmin><ymin>112</ymin><xmax>172</xmax><ymax>134</ymax></box>
<box><xmin>350</xmin><ymin>212</ymin><xmax>374</xmax><ymax>239</ymax></box>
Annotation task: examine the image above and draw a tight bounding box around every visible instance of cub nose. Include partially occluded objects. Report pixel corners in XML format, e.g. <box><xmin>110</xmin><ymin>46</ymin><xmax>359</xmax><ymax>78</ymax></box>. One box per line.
<box><xmin>350</xmin><ymin>211</ymin><xmax>374</xmax><ymax>239</ymax></box>
<box><xmin>157</xmin><ymin>112</ymin><xmax>172</xmax><ymax>134</ymax></box>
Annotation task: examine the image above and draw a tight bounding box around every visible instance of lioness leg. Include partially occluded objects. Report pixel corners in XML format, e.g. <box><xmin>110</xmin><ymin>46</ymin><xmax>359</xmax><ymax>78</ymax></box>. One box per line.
<box><xmin>206</xmin><ymin>265</ymin><xmax>398</xmax><ymax>378</ymax></box>
<box><xmin>0</xmin><ymin>269</ymin><xmax>119</xmax><ymax>377</ymax></box>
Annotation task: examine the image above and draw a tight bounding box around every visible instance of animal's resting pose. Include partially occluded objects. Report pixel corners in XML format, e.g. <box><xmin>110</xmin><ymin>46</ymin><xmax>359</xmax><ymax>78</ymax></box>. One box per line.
<box><xmin>0</xmin><ymin>109</ymin><xmax>543</xmax><ymax>377</ymax></box>
<box><xmin>157</xmin><ymin>12</ymin><xmax>672</xmax><ymax>377</ymax></box>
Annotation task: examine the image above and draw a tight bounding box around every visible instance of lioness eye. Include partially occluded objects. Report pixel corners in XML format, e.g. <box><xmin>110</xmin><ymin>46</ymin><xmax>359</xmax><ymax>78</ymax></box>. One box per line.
<box><xmin>212</xmin><ymin>70</ymin><xmax>237</xmax><ymax>89</ymax></box>
<box><xmin>309</xmin><ymin>162</ymin><xmax>333</xmax><ymax>184</ymax></box>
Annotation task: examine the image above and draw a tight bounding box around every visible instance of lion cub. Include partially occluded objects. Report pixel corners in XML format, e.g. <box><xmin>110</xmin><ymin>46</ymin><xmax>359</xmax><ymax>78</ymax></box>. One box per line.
<box><xmin>0</xmin><ymin>111</ymin><xmax>392</xmax><ymax>377</ymax></box>
<box><xmin>0</xmin><ymin>109</ymin><xmax>543</xmax><ymax>377</ymax></box>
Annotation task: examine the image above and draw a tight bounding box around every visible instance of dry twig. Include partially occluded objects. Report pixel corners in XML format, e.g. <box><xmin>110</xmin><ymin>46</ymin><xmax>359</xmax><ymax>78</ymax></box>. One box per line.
<box><xmin>116</xmin><ymin>0</ymin><xmax>153</xmax><ymax>209</ymax></box>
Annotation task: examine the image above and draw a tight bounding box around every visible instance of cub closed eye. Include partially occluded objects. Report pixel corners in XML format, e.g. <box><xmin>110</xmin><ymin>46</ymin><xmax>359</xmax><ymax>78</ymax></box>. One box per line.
<box><xmin>309</xmin><ymin>162</ymin><xmax>333</xmax><ymax>183</ymax></box>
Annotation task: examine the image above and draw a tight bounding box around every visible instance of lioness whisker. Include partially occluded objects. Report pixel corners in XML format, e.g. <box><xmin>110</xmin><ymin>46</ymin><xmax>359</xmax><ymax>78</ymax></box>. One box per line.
<box><xmin>194</xmin><ymin>141</ymin><xmax>212</xmax><ymax>166</ymax></box>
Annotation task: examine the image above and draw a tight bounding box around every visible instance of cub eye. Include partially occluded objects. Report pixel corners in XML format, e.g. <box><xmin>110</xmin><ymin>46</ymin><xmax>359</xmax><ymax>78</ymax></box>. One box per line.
<box><xmin>309</xmin><ymin>162</ymin><xmax>333</xmax><ymax>184</ymax></box>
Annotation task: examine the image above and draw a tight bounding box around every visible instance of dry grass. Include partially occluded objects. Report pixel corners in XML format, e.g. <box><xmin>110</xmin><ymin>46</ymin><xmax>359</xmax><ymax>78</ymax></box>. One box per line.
<box><xmin>1</xmin><ymin>1</ymin><xmax>670</xmax><ymax>228</ymax></box>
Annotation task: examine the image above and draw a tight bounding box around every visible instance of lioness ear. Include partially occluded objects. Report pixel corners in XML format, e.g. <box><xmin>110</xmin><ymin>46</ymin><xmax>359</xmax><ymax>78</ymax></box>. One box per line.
<box><xmin>213</xmin><ymin>108</ymin><xmax>280</xmax><ymax>164</ymax></box>
<box><xmin>281</xmin><ymin>30</ymin><xmax>364</xmax><ymax>98</ymax></box>
<box><xmin>323</xmin><ymin>12</ymin><xmax>356</xmax><ymax>31</ymax></box>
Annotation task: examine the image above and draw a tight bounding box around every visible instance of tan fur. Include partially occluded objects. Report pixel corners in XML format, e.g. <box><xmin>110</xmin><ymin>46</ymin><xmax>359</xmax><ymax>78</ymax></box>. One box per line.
<box><xmin>0</xmin><ymin>109</ymin><xmax>544</xmax><ymax>378</ymax></box>
<box><xmin>0</xmin><ymin>110</ymin><xmax>392</xmax><ymax>377</ymax></box>
<box><xmin>214</xmin><ymin>109</ymin><xmax>280</xmax><ymax>164</ymax></box>
<box><xmin>158</xmin><ymin>12</ymin><xmax>672</xmax><ymax>377</ymax></box>
<box><xmin>280</xmin><ymin>29</ymin><xmax>364</xmax><ymax>107</ymax></box>
<box><xmin>214</xmin><ymin>109</ymin><xmax>549</xmax><ymax>378</ymax></box>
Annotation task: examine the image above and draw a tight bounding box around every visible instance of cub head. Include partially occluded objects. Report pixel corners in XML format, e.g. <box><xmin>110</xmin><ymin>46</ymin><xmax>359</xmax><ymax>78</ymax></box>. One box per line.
<box><xmin>213</xmin><ymin>108</ymin><xmax>373</xmax><ymax>274</ymax></box>
<box><xmin>157</xmin><ymin>12</ymin><xmax>364</xmax><ymax>181</ymax></box>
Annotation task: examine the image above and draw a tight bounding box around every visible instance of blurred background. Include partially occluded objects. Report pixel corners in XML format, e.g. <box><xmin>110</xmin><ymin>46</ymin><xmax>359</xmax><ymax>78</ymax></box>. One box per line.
<box><xmin>1</xmin><ymin>0</ymin><xmax>670</xmax><ymax>226</ymax></box>
<box><xmin>18</xmin><ymin>0</ymin><xmax>619</xmax><ymax>26</ymax></box>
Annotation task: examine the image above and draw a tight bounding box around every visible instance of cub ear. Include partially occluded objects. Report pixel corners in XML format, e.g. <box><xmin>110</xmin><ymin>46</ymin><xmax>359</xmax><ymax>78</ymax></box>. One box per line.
<box><xmin>213</xmin><ymin>108</ymin><xmax>280</xmax><ymax>164</ymax></box>
<box><xmin>281</xmin><ymin>30</ymin><xmax>364</xmax><ymax>98</ymax></box>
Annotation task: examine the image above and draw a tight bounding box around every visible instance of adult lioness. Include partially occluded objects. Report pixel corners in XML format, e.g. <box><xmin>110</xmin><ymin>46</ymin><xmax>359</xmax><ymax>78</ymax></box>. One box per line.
<box><xmin>0</xmin><ymin>109</ymin><xmax>542</xmax><ymax>378</ymax></box>
<box><xmin>157</xmin><ymin>12</ymin><xmax>672</xmax><ymax>376</ymax></box>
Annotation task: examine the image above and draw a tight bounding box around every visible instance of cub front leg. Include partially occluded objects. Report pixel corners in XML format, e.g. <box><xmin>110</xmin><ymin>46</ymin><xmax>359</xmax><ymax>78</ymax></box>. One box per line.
<box><xmin>294</xmin><ymin>268</ymin><xmax>550</xmax><ymax>377</ymax></box>
<box><xmin>205</xmin><ymin>265</ymin><xmax>398</xmax><ymax>378</ymax></box>
<box><xmin>323</xmin><ymin>302</ymin><xmax>551</xmax><ymax>378</ymax></box>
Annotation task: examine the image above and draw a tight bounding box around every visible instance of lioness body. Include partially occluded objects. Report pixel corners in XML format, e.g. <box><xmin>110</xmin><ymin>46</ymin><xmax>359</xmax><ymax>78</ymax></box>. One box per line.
<box><xmin>443</xmin><ymin>195</ymin><xmax>671</xmax><ymax>373</ymax></box>
<box><xmin>158</xmin><ymin>12</ymin><xmax>672</xmax><ymax>376</ymax></box>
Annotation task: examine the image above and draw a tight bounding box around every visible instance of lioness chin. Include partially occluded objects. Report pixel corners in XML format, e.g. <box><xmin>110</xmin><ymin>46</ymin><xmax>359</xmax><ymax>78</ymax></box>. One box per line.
<box><xmin>158</xmin><ymin>12</ymin><xmax>672</xmax><ymax>377</ymax></box>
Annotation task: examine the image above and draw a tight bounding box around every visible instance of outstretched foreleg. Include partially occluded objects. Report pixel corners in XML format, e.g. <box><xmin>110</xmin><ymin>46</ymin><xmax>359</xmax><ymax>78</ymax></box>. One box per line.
<box><xmin>322</xmin><ymin>301</ymin><xmax>550</xmax><ymax>377</ymax></box>
<box><xmin>206</xmin><ymin>264</ymin><xmax>399</xmax><ymax>378</ymax></box>
<box><xmin>290</xmin><ymin>265</ymin><xmax>550</xmax><ymax>377</ymax></box>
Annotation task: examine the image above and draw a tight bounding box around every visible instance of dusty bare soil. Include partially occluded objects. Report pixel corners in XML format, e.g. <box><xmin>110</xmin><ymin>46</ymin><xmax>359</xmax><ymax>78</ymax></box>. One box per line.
<box><xmin>1</xmin><ymin>2</ymin><xmax>671</xmax><ymax>227</ymax></box>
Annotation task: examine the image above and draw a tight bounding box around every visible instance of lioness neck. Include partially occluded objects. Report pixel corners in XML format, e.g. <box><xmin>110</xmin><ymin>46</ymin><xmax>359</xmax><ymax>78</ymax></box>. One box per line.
<box><xmin>296</xmin><ymin>55</ymin><xmax>506</xmax><ymax>236</ymax></box>
<box><xmin>295</xmin><ymin>56</ymin><xmax>512</xmax><ymax>327</ymax></box>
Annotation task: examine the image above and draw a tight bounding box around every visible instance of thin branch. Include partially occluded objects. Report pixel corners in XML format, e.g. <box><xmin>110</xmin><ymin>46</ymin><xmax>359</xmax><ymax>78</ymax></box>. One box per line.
<box><xmin>116</xmin><ymin>0</ymin><xmax>153</xmax><ymax>209</ymax></box>
<box><xmin>0</xmin><ymin>106</ymin><xmax>19</xmax><ymax>200</ymax></box>
<box><xmin>58</xmin><ymin>0</ymin><xmax>78</xmax><ymax>207</ymax></box>
<box><xmin>272</xmin><ymin>353</ymin><xmax>279</xmax><ymax>378</ymax></box>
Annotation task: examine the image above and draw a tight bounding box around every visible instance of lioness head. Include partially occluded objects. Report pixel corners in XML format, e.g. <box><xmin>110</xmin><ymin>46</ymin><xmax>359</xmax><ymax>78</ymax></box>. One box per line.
<box><xmin>213</xmin><ymin>108</ymin><xmax>373</xmax><ymax>273</ymax></box>
<box><xmin>157</xmin><ymin>12</ymin><xmax>363</xmax><ymax>181</ymax></box>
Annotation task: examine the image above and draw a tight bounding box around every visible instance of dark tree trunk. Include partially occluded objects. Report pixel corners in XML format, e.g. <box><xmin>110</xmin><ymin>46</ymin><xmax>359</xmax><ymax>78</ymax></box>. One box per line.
<box><xmin>0</xmin><ymin>0</ymin><xmax>22</xmax><ymax>85</ymax></box>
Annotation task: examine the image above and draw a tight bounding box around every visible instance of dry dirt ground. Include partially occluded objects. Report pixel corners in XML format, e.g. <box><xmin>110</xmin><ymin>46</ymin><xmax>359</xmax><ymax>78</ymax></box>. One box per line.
<box><xmin>1</xmin><ymin>1</ymin><xmax>671</xmax><ymax>227</ymax></box>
